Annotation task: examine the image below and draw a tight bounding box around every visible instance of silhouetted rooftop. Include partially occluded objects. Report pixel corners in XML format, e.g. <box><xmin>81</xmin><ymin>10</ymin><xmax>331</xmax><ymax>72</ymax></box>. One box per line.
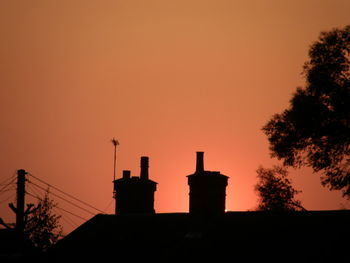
<box><xmin>49</xmin><ymin>210</ymin><xmax>350</xmax><ymax>263</ymax></box>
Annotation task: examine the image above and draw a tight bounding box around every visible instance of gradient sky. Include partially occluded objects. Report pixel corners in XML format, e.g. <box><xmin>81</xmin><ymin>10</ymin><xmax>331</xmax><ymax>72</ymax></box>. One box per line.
<box><xmin>1</xmin><ymin>0</ymin><xmax>350</xmax><ymax>234</ymax></box>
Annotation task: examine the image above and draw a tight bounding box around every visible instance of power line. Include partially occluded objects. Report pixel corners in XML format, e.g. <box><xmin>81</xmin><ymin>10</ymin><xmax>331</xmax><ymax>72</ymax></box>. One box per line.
<box><xmin>0</xmin><ymin>177</ymin><xmax>16</xmax><ymax>194</ymax></box>
<box><xmin>54</xmin><ymin>206</ymin><xmax>88</xmax><ymax>221</ymax></box>
<box><xmin>58</xmin><ymin>216</ymin><xmax>77</xmax><ymax>230</ymax></box>
<box><xmin>26</xmin><ymin>189</ymin><xmax>81</xmax><ymax>232</ymax></box>
<box><xmin>26</xmin><ymin>184</ymin><xmax>44</xmax><ymax>201</ymax></box>
<box><xmin>25</xmin><ymin>189</ymin><xmax>79</xmax><ymax>231</ymax></box>
<box><xmin>27</xmin><ymin>180</ymin><xmax>95</xmax><ymax>215</ymax></box>
<box><xmin>26</xmin><ymin>192</ymin><xmax>88</xmax><ymax>222</ymax></box>
<box><xmin>59</xmin><ymin>211</ymin><xmax>79</xmax><ymax>228</ymax></box>
<box><xmin>27</xmin><ymin>180</ymin><xmax>96</xmax><ymax>216</ymax></box>
<box><xmin>103</xmin><ymin>199</ymin><xmax>114</xmax><ymax>213</ymax></box>
<box><xmin>28</xmin><ymin>172</ymin><xmax>105</xmax><ymax>213</ymax></box>
<box><xmin>0</xmin><ymin>187</ymin><xmax>16</xmax><ymax>195</ymax></box>
<box><xmin>53</xmin><ymin>207</ymin><xmax>79</xmax><ymax>229</ymax></box>
<box><xmin>26</xmin><ymin>187</ymin><xmax>80</xmax><ymax>228</ymax></box>
<box><xmin>0</xmin><ymin>173</ymin><xmax>16</xmax><ymax>186</ymax></box>
<box><xmin>27</xmin><ymin>173</ymin><xmax>105</xmax><ymax>214</ymax></box>
<box><xmin>0</xmin><ymin>193</ymin><xmax>15</xmax><ymax>205</ymax></box>
<box><xmin>26</xmin><ymin>185</ymin><xmax>84</xmax><ymax>230</ymax></box>
<box><xmin>25</xmin><ymin>191</ymin><xmax>42</xmax><ymax>202</ymax></box>
<box><xmin>27</xmin><ymin>183</ymin><xmax>91</xmax><ymax>222</ymax></box>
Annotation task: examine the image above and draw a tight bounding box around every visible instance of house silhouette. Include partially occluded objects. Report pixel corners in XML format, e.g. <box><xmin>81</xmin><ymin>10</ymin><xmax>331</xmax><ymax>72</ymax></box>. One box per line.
<box><xmin>49</xmin><ymin>152</ymin><xmax>350</xmax><ymax>263</ymax></box>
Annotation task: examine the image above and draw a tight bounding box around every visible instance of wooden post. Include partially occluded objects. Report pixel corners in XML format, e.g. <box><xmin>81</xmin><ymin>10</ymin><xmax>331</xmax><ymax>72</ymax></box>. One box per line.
<box><xmin>16</xmin><ymin>169</ymin><xmax>26</xmax><ymax>234</ymax></box>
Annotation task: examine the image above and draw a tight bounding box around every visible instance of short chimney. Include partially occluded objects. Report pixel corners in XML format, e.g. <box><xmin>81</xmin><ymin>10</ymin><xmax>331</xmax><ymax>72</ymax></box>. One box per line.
<box><xmin>140</xmin><ymin>156</ymin><xmax>149</xmax><ymax>180</ymax></box>
<box><xmin>196</xmin><ymin>152</ymin><xmax>204</xmax><ymax>173</ymax></box>
<box><xmin>188</xmin><ymin>152</ymin><xmax>229</xmax><ymax>215</ymax></box>
<box><xmin>122</xmin><ymin>170</ymin><xmax>131</xmax><ymax>179</ymax></box>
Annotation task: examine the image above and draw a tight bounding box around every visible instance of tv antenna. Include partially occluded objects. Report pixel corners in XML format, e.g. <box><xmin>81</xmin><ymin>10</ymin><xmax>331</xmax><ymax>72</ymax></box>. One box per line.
<box><xmin>111</xmin><ymin>138</ymin><xmax>119</xmax><ymax>182</ymax></box>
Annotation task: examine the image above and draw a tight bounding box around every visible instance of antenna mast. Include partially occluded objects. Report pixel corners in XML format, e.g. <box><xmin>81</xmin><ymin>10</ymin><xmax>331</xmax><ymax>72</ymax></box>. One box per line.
<box><xmin>111</xmin><ymin>138</ymin><xmax>119</xmax><ymax>182</ymax></box>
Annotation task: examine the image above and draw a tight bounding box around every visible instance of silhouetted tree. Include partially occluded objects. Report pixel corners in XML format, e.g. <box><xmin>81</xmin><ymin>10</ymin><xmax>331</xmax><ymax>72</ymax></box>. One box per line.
<box><xmin>255</xmin><ymin>166</ymin><xmax>305</xmax><ymax>211</ymax></box>
<box><xmin>263</xmin><ymin>25</ymin><xmax>350</xmax><ymax>197</ymax></box>
<box><xmin>25</xmin><ymin>190</ymin><xmax>63</xmax><ymax>251</ymax></box>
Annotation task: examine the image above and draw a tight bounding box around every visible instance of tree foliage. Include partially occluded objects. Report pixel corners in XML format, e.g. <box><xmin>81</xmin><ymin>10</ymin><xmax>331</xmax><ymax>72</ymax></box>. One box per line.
<box><xmin>263</xmin><ymin>25</ymin><xmax>350</xmax><ymax>196</ymax></box>
<box><xmin>255</xmin><ymin>166</ymin><xmax>305</xmax><ymax>211</ymax></box>
<box><xmin>24</xmin><ymin>190</ymin><xmax>63</xmax><ymax>251</ymax></box>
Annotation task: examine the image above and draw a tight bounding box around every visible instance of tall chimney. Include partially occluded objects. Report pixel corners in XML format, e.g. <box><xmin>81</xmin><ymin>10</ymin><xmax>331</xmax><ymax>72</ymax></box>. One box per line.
<box><xmin>196</xmin><ymin>152</ymin><xmax>204</xmax><ymax>173</ymax></box>
<box><xmin>140</xmin><ymin>156</ymin><xmax>149</xmax><ymax>180</ymax></box>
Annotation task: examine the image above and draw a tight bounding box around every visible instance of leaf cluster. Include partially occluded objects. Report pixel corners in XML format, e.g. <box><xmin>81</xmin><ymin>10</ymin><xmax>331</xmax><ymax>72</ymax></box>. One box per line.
<box><xmin>25</xmin><ymin>191</ymin><xmax>63</xmax><ymax>251</ymax></box>
<box><xmin>255</xmin><ymin>166</ymin><xmax>305</xmax><ymax>211</ymax></box>
<box><xmin>263</xmin><ymin>25</ymin><xmax>350</xmax><ymax>196</ymax></box>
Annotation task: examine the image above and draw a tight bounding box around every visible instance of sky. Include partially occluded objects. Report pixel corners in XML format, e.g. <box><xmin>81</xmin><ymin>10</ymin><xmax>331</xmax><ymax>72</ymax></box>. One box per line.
<box><xmin>1</xmin><ymin>0</ymin><xmax>350</xmax><ymax>235</ymax></box>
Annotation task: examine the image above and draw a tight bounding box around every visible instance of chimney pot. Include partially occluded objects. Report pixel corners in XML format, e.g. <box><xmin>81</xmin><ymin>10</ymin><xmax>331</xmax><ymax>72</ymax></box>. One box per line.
<box><xmin>122</xmin><ymin>170</ymin><xmax>131</xmax><ymax>179</ymax></box>
<box><xmin>196</xmin><ymin>152</ymin><xmax>204</xmax><ymax>173</ymax></box>
<box><xmin>140</xmin><ymin>156</ymin><xmax>149</xmax><ymax>180</ymax></box>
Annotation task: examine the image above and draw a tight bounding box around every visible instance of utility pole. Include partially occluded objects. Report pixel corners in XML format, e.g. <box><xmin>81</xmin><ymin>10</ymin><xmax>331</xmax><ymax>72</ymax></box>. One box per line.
<box><xmin>16</xmin><ymin>169</ymin><xmax>26</xmax><ymax>233</ymax></box>
<box><xmin>8</xmin><ymin>169</ymin><xmax>27</xmax><ymax>250</ymax></box>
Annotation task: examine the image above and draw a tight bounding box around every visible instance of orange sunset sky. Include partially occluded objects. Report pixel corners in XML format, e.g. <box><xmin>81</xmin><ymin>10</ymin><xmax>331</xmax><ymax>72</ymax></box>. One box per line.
<box><xmin>1</xmin><ymin>0</ymin><xmax>350</xmax><ymax>234</ymax></box>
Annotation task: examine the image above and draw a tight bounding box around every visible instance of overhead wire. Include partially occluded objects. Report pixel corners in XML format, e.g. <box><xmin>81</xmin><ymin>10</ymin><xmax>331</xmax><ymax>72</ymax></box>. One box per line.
<box><xmin>27</xmin><ymin>173</ymin><xmax>105</xmax><ymax>214</ymax></box>
<box><xmin>54</xmin><ymin>206</ymin><xmax>82</xmax><ymax>226</ymax></box>
<box><xmin>27</xmin><ymin>180</ymin><xmax>97</xmax><ymax>216</ymax></box>
<box><xmin>103</xmin><ymin>198</ymin><xmax>114</xmax><ymax>213</ymax></box>
<box><xmin>3</xmin><ymin>169</ymin><xmax>95</xmax><ymax>235</ymax></box>
<box><xmin>26</xmin><ymin>180</ymin><xmax>92</xmax><ymax>223</ymax></box>
<box><xmin>53</xmin><ymin>206</ymin><xmax>88</xmax><ymax>221</ymax></box>
<box><xmin>52</xmin><ymin>207</ymin><xmax>79</xmax><ymax>229</ymax></box>
<box><xmin>26</xmin><ymin>192</ymin><xmax>88</xmax><ymax>222</ymax></box>
<box><xmin>0</xmin><ymin>187</ymin><xmax>16</xmax><ymax>194</ymax></box>
<box><xmin>26</xmin><ymin>185</ymin><xmax>80</xmax><ymax>228</ymax></box>
<box><xmin>26</xmin><ymin>184</ymin><xmax>83</xmax><ymax>226</ymax></box>
<box><xmin>0</xmin><ymin>193</ymin><xmax>15</xmax><ymax>205</ymax></box>
<box><xmin>0</xmin><ymin>172</ymin><xmax>16</xmax><ymax>186</ymax></box>
<box><xmin>0</xmin><ymin>177</ymin><xmax>16</xmax><ymax>194</ymax></box>
<box><xmin>5</xmin><ymin>170</ymin><xmax>103</xmax><ymax>232</ymax></box>
<box><xmin>26</xmin><ymin>184</ymin><xmax>44</xmax><ymax>201</ymax></box>
<box><xmin>0</xmin><ymin>174</ymin><xmax>16</xmax><ymax>210</ymax></box>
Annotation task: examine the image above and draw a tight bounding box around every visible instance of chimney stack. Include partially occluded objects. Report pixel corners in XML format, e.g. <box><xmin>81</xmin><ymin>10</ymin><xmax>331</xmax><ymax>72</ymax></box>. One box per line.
<box><xmin>188</xmin><ymin>152</ymin><xmax>229</xmax><ymax>214</ymax></box>
<box><xmin>122</xmin><ymin>170</ymin><xmax>131</xmax><ymax>179</ymax></box>
<box><xmin>196</xmin><ymin>152</ymin><xmax>204</xmax><ymax>173</ymax></box>
<box><xmin>114</xmin><ymin>156</ymin><xmax>157</xmax><ymax>214</ymax></box>
<box><xmin>140</xmin><ymin>156</ymin><xmax>149</xmax><ymax>180</ymax></box>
